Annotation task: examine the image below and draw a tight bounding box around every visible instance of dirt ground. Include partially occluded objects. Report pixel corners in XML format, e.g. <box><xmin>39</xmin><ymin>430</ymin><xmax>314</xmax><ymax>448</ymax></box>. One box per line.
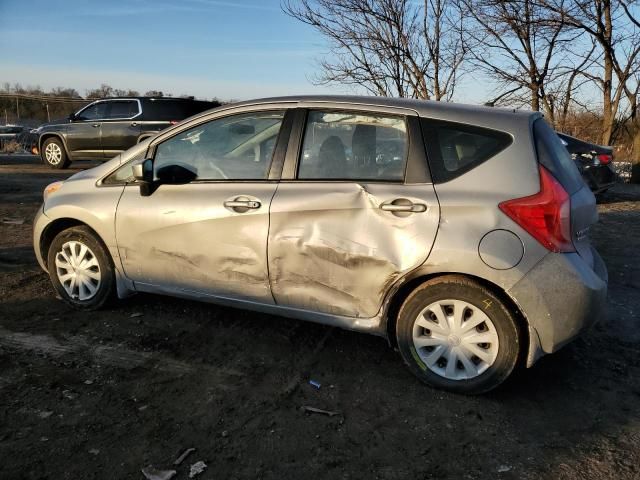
<box><xmin>1</xmin><ymin>154</ymin><xmax>639</xmax><ymax>480</ymax></box>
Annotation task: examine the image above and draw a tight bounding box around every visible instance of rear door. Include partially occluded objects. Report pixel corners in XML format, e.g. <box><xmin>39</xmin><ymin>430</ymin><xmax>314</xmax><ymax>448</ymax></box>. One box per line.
<box><xmin>267</xmin><ymin>107</ymin><xmax>440</xmax><ymax>318</ymax></box>
<box><xmin>534</xmin><ymin>119</ymin><xmax>597</xmax><ymax>266</ymax></box>
<box><xmin>100</xmin><ymin>99</ymin><xmax>142</xmax><ymax>158</ymax></box>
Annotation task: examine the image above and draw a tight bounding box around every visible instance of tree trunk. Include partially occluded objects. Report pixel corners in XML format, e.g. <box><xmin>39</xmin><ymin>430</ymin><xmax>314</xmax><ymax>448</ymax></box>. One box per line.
<box><xmin>531</xmin><ymin>84</ymin><xmax>540</xmax><ymax>111</ymax></box>
<box><xmin>602</xmin><ymin>1</ymin><xmax>614</xmax><ymax>146</ymax></box>
<box><xmin>631</xmin><ymin>120</ymin><xmax>640</xmax><ymax>184</ymax></box>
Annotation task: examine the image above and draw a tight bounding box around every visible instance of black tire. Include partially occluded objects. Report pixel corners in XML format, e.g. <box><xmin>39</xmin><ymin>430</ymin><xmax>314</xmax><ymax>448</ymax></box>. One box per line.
<box><xmin>396</xmin><ymin>275</ymin><xmax>520</xmax><ymax>395</ymax></box>
<box><xmin>47</xmin><ymin>226</ymin><xmax>115</xmax><ymax>310</ymax></box>
<box><xmin>41</xmin><ymin>137</ymin><xmax>70</xmax><ymax>169</ymax></box>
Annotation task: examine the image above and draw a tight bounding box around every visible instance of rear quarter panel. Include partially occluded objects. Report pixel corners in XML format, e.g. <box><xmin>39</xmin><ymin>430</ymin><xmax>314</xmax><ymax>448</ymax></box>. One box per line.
<box><xmin>421</xmin><ymin>112</ymin><xmax>549</xmax><ymax>291</ymax></box>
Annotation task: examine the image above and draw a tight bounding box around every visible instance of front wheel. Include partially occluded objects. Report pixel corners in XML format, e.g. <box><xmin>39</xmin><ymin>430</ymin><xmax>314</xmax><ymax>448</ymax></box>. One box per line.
<box><xmin>396</xmin><ymin>276</ymin><xmax>520</xmax><ymax>394</ymax></box>
<box><xmin>47</xmin><ymin>226</ymin><xmax>115</xmax><ymax>310</ymax></box>
<box><xmin>41</xmin><ymin>137</ymin><xmax>70</xmax><ymax>169</ymax></box>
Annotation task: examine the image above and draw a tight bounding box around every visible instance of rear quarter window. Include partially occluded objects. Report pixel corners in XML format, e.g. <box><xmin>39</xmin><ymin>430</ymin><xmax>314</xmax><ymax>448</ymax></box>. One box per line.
<box><xmin>533</xmin><ymin>119</ymin><xmax>584</xmax><ymax>194</ymax></box>
<box><xmin>142</xmin><ymin>100</ymin><xmax>217</xmax><ymax>121</ymax></box>
<box><xmin>420</xmin><ymin>119</ymin><xmax>512</xmax><ymax>183</ymax></box>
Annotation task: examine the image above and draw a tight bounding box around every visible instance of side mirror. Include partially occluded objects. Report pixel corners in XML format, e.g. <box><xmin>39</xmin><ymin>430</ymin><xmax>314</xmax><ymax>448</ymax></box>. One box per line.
<box><xmin>156</xmin><ymin>164</ymin><xmax>198</xmax><ymax>184</ymax></box>
<box><xmin>132</xmin><ymin>158</ymin><xmax>154</xmax><ymax>196</ymax></box>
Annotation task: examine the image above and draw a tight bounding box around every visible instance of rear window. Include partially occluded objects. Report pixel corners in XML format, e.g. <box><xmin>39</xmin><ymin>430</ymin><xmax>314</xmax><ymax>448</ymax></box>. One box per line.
<box><xmin>533</xmin><ymin>119</ymin><xmax>584</xmax><ymax>194</ymax></box>
<box><xmin>142</xmin><ymin>100</ymin><xmax>217</xmax><ymax>121</ymax></box>
<box><xmin>420</xmin><ymin>119</ymin><xmax>512</xmax><ymax>183</ymax></box>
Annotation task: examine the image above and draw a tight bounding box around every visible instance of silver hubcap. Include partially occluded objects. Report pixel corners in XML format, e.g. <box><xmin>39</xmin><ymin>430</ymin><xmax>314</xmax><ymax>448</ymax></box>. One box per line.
<box><xmin>412</xmin><ymin>299</ymin><xmax>500</xmax><ymax>380</ymax></box>
<box><xmin>55</xmin><ymin>241</ymin><xmax>101</xmax><ymax>301</ymax></box>
<box><xmin>44</xmin><ymin>143</ymin><xmax>62</xmax><ymax>164</ymax></box>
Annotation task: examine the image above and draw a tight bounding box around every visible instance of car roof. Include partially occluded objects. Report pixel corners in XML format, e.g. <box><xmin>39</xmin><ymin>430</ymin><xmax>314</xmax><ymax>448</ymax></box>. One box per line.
<box><xmin>91</xmin><ymin>97</ymin><xmax>213</xmax><ymax>102</ymax></box>
<box><xmin>217</xmin><ymin>95</ymin><xmax>540</xmax><ymax>130</ymax></box>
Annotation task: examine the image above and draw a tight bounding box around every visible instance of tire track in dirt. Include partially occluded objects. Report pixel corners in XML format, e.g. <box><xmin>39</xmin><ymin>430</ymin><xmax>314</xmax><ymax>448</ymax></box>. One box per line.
<box><xmin>0</xmin><ymin>326</ymin><xmax>244</xmax><ymax>382</ymax></box>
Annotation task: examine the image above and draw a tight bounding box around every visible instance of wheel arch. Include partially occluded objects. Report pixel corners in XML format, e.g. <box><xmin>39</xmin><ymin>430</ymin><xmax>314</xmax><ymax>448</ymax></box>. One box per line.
<box><xmin>40</xmin><ymin>218</ymin><xmax>106</xmax><ymax>270</ymax></box>
<box><xmin>383</xmin><ymin>271</ymin><xmax>531</xmax><ymax>367</ymax></box>
<box><xmin>39</xmin><ymin>133</ymin><xmax>70</xmax><ymax>157</ymax></box>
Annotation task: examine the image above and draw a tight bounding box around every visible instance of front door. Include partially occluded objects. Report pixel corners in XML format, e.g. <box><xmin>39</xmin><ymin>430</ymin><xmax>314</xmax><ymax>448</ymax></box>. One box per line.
<box><xmin>115</xmin><ymin>109</ymin><xmax>289</xmax><ymax>303</ymax></box>
<box><xmin>268</xmin><ymin>109</ymin><xmax>440</xmax><ymax>318</ymax></box>
<box><xmin>66</xmin><ymin>101</ymin><xmax>107</xmax><ymax>159</ymax></box>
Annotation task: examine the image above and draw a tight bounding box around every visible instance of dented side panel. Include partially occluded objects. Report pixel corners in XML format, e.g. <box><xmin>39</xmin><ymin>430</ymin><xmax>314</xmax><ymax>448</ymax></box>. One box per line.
<box><xmin>268</xmin><ymin>183</ymin><xmax>440</xmax><ymax>317</ymax></box>
<box><xmin>115</xmin><ymin>183</ymin><xmax>278</xmax><ymax>303</ymax></box>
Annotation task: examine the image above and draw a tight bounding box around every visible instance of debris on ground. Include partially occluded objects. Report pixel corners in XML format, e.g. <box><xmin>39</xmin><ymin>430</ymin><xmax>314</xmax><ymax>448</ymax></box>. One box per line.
<box><xmin>37</xmin><ymin>411</ymin><xmax>53</xmax><ymax>419</ymax></box>
<box><xmin>309</xmin><ymin>379</ymin><xmax>321</xmax><ymax>389</ymax></box>
<box><xmin>188</xmin><ymin>461</ymin><xmax>207</xmax><ymax>478</ymax></box>
<box><xmin>130</xmin><ymin>312</ymin><xmax>144</xmax><ymax>318</ymax></box>
<box><xmin>301</xmin><ymin>405</ymin><xmax>340</xmax><ymax>417</ymax></box>
<box><xmin>1</xmin><ymin>217</ymin><xmax>25</xmax><ymax>225</ymax></box>
<box><xmin>141</xmin><ymin>465</ymin><xmax>177</xmax><ymax>480</ymax></box>
<box><xmin>173</xmin><ymin>447</ymin><xmax>196</xmax><ymax>466</ymax></box>
<box><xmin>62</xmin><ymin>389</ymin><xmax>77</xmax><ymax>400</ymax></box>
<box><xmin>88</xmin><ymin>448</ymin><xmax>100</xmax><ymax>455</ymax></box>
<box><xmin>498</xmin><ymin>465</ymin><xmax>513</xmax><ymax>473</ymax></box>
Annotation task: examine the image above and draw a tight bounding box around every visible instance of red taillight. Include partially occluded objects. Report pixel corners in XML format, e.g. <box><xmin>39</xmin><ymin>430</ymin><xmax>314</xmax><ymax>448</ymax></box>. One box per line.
<box><xmin>499</xmin><ymin>166</ymin><xmax>574</xmax><ymax>253</ymax></box>
<box><xmin>170</xmin><ymin>120</ymin><xmax>179</xmax><ymax>125</ymax></box>
<box><xmin>597</xmin><ymin>153</ymin><xmax>612</xmax><ymax>164</ymax></box>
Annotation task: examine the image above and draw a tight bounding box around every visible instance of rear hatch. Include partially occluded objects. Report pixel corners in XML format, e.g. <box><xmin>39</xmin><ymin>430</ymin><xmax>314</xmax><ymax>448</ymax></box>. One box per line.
<box><xmin>534</xmin><ymin>119</ymin><xmax>597</xmax><ymax>267</ymax></box>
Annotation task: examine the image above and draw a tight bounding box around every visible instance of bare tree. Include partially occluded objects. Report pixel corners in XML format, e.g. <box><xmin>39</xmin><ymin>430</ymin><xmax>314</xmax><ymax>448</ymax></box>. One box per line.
<box><xmin>86</xmin><ymin>84</ymin><xmax>115</xmax><ymax>99</ymax></box>
<box><xmin>543</xmin><ymin>0</ymin><xmax>640</xmax><ymax>182</ymax></box>
<box><xmin>282</xmin><ymin>0</ymin><xmax>467</xmax><ymax>100</ymax></box>
<box><xmin>462</xmin><ymin>0</ymin><xmax>583</xmax><ymax>126</ymax></box>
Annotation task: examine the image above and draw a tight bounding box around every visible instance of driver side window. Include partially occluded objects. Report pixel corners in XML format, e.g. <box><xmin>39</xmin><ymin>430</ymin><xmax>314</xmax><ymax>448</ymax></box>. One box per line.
<box><xmin>76</xmin><ymin>102</ymin><xmax>108</xmax><ymax>121</ymax></box>
<box><xmin>153</xmin><ymin>110</ymin><xmax>285</xmax><ymax>180</ymax></box>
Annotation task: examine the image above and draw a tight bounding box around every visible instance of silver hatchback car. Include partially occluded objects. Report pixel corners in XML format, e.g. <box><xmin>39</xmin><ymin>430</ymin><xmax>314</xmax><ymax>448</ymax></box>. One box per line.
<box><xmin>33</xmin><ymin>96</ymin><xmax>607</xmax><ymax>394</ymax></box>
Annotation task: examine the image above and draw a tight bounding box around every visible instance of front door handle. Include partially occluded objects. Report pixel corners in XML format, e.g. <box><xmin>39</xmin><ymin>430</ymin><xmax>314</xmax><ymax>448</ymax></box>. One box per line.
<box><xmin>380</xmin><ymin>200</ymin><xmax>427</xmax><ymax>213</ymax></box>
<box><xmin>131</xmin><ymin>122</ymin><xmax>138</xmax><ymax>127</ymax></box>
<box><xmin>91</xmin><ymin>123</ymin><xmax>101</xmax><ymax>128</ymax></box>
<box><xmin>224</xmin><ymin>200</ymin><xmax>261</xmax><ymax>209</ymax></box>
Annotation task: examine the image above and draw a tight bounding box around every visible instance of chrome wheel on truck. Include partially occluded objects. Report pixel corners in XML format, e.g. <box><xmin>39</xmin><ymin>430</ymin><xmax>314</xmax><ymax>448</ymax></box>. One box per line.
<box><xmin>41</xmin><ymin>137</ymin><xmax>70</xmax><ymax>169</ymax></box>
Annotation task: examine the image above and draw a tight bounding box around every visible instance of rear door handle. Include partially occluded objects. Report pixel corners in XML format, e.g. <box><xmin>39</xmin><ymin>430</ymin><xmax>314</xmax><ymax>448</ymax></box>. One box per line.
<box><xmin>224</xmin><ymin>200</ymin><xmax>261</xmax><ymax>209</ymax></box>
<box><xmin>131</xmin><ymin>122</ymin><xmax>138</xmax><ymax>127</ymax></box>
<box><xmin>380</xmin><ymin>202</ymin><xmax>427</xmax><ymax>213</ymax></box>
<box><xmin>91</xmin><ymin>123</ymin><xmax>101</xmax><ymax>128</ymax></box>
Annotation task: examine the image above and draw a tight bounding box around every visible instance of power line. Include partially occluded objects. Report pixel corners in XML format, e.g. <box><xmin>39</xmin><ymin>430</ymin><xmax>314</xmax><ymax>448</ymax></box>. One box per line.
<box><xmin>0</xmin><ymin>93</ymin><xmax>90</xmax><ymax>103</ymax></box>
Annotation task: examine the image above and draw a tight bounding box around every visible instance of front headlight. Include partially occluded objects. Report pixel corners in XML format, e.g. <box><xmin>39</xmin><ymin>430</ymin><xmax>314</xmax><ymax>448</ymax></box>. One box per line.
<box><xmin>43</xmin><ymin>181</ymin><xmax>63</xmax><ymax>201</ymax></box>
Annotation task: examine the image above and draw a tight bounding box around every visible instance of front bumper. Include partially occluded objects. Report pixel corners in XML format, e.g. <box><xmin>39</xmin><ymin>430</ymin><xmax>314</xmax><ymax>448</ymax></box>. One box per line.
<box><xmin>33</xmin><ymin>205</ymin><xmax>51</xmax><ymax>272</ymax></box>
<box><xmin>508</xmin><ymin>248</ymin><xmax>607</xmax><ymax>361</ymax></box>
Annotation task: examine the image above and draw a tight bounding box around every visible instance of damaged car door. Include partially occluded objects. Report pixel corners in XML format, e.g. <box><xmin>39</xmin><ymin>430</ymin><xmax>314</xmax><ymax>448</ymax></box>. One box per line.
<box><xmin>268</xmin><ymin>108</ymin><xmax>440</xmax><ymax>318</ymax></box>
<box><xmin>115</xmin><ymin>109</ymin><xmax>288</xmax><ymax>303</ymax></box>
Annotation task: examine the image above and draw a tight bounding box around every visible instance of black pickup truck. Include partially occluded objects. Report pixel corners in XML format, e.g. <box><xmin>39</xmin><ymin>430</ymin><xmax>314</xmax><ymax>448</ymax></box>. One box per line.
<box><xmin>35</xmin><ymin>97</ymin><xmax>219</xmax><ymax>168</ymax></box>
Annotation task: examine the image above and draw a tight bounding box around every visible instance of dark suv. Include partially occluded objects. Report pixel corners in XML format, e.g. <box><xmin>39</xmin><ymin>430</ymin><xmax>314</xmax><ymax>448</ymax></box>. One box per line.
<box><xmin>35</xmin><ymin>97</ymin><xmax>219</xmax><ymax>168</ymax></box>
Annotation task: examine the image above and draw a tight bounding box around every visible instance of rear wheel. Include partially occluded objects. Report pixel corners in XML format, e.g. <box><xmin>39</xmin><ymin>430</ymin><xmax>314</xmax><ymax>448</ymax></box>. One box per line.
<box><xmin>47</xmin><ymin>226</ymin><xmax>115</xmax><ymax>310</ymax></box>
<box><xmin>396</xmin><ymin>276</ymin><xmax>520</xmax><ymax>394</ymax></box>
<box><xmin>41</xmin><ymin>137</ymin><xmax>70</xmax><ymax>169</ymax></box>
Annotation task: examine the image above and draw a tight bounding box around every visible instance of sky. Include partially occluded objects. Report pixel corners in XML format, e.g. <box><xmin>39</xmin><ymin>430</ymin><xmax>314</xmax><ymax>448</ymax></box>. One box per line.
<box><xmin>0</xmin><ymin>0</ymin><xmax>489</xmax><ymax>102</ymax></box>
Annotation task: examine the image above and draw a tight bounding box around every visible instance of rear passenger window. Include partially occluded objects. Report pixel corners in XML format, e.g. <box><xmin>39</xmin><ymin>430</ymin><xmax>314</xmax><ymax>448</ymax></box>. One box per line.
<box><xmin>297</xmin><ymin>111</ymin><xmax>408</xmax><ymax>181</ymax></box>
<box><xmin>421</xmin><ymin>120</ymin><xmax>512</xmax><ymax>183</ymax></box>
<box><xmin>108</xmin><ymin>100</ymin><xmax>139</xmax><ymax>119</ymax></box>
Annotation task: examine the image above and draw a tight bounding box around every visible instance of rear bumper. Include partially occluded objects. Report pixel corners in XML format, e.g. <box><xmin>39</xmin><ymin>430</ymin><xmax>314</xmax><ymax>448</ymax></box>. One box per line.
<box><xmin>508</xmin><ymin>248</ymin><xmax>607</xmax><ymax>363</ymax></box>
